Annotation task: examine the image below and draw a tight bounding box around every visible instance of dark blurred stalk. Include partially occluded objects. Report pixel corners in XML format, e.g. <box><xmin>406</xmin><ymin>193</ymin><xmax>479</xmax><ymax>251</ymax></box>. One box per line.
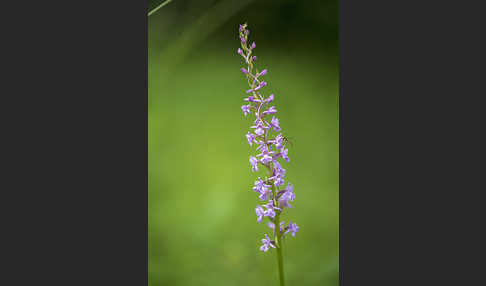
<box><xmin>148</xmin><ymin>0</ymin><xmax>172</xmax><ymax>16</ymax></box>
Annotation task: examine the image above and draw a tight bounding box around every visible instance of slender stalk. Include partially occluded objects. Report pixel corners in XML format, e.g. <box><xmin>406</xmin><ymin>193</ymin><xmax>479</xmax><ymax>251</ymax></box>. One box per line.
<box><xmin>275</xmin><ymin>214</ymin><xmax>285</xmax><ymax>286</ymax></box>
<box><xmin>148</xmin><ymin>0</ymin><xmax>172</xmax><ymax>17</ymax></box>
<box><xmin>269</xmin><ymin>156</ymin><xmax>285</xmax><ymax>286</ymax></box>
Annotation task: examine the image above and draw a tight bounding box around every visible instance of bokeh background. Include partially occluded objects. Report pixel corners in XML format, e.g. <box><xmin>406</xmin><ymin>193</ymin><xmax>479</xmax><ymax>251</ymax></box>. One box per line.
<box><xmin>148</xmin><ymin>0</ymin><xmax>338</xmax><ymax>285</ymax></box>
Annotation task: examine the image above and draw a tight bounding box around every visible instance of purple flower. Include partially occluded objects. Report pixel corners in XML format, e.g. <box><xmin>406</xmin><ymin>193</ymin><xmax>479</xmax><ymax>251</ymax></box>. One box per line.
<box><xmin>262</xmin><ymin>106</ymin><xmax>277</xmax><ymax>115</ymax></box>
<box><xmin>238</xmin><ymin>48</ymin><xmax>243</xmax><ymax>56</ymax></box>
<box><xmin>273</xmin><ymin>160</ymin><xmax>286</xmax><ymax>177</ymax></box>
<box><xmin>244</xmin><ymin>96</ymin><xmax>259</xmax><ymax>102</ymax></box>
<box><xmin>267</xmin><ymin>94</ymin><xmax>274</xmax><ymax>103</ymax></box>
<box><xmin>246</xmin><ymin>81</ymin><xmax>267</xmax><ymax>93</ymax></box>
<box><xmin>270</xmin><ymin>116</ymin><xmax>281</xmax><ymax>131</ymax></box>
<box><xmin>268</xmin><ymin>221</ymin><xmax>285</xmax><ymax>234</ymax></box>
<box><xmin>252</xmin><ymin>122</ymin><xmax>266</xmax><ymax>136</ymax></box>
<box><xmin>257</xmin><ymin>146</ymin><xmax>275</xmax><ymax>163</ymax></box>
<box><xmin>253</xmin><ymin>178</ymin><xmax>270</xmax><ymax>194</ymax></box>
<box><xmin>286</xmin><ymin>183</ymin><xmax>294</xmax><ymax>193</ymax></box>
<box><xmin>274</xmin><ymin>176</ymin><xmax>285</xmax><ymax>187</ymax></box>
<box><xmin>273</xmin><ymin>134</ymin><xmax>284</xmax><ymax>149</ymax></box>
<box><xmin>279</xmin><ymin>184</ymin><xmax>295</xmax><ymax>208</ymax></box>
<box><xmin>258</xmin><ymin>69</ymin><xmax>267</xmax><ymax>77</ymax></box>
<box><xmin>252</xmin><ymin>56</ymin><xmax>257</xmax><ymax>62</ymax></box>
<box><xmin>265</xmin><ymin>207</ymin><xmax>275</xmax><ymax>218</ymax></box>
<box><xmin>260</xmin><ymin>234</ymin><xmax>276</xmax><ymax>252</ymax></box>
<box><xmin>241</xmin><ymin>67</ymin><xmax>248</xmax><ymax>74</ymax></box>
<box><xmin>254</xmin><ymin>81</ymin><xmax>267</xmax><ymax>91</ymax></box>
<box><xmin>240</xmin><ymin>36</ymin><xmax>246</xmax><ymax>44</ymax></box>
<box><xmin>258</xmin><ymin>188</ymin><xmax>271</xmax><ymax>201</ymax></box>
<box><xmin>250</xmin><ymin>156</ymin><xmax>259</xmax><ymax>172</ymax></box>
<box><xmin>269</xmin><ymin>159</ymin><xmax>285</xmax><ymax>177</ymax></box>
<box><xmin>261</xmin><ymin>153</ymin><xmax>273</xmax><ymax>165</ymax></box>
<box><xmin>281</xmin><ymin>148</ymin><xmax>289</xmax><ymax>162</ymax></box>
<box><xmin>271</xmin><ymin>163</ymin><xmax>286</xmax><ymax>187</ymax></box>
<box><xmin>253</xmin><ymin>178</ymin><xmax>271</xmax><ymax>201</ymax></box>
<box><xmin>251</xmin><ymin>42</ymin><xmax>256</xmax><ymax>49</ymax></box>
<box><xmin>255</xmin><ymin>205</ymin><xmax>265</xmax><ymax>223</ymax></box>
<box><xmin>246</xmin><ymin>132</ymin><xmax>255</xmax><ymax>146</ymax></box>
<box><xmin>264</xmin><ymin>200</ymin><xmax>280</xmax><ymax>211</ymax></box>
<box><xmin>254</xmin><ymin>127</ymin><xmax>264</xmax><ymax>136</ymax></box>
<box><xmin>288</xmin><ymin>221</ymin><xmax>299</xmax><ymax>237</ymax></box>
<box><xmin>255</xmin><ymin>140</ymin><xmax>265</xmax><ymax>152</ymax></box>
<box><xmin>241</xmin><ymin>105</ymin><xmax>251</xmax><ymax>116</ymax></box>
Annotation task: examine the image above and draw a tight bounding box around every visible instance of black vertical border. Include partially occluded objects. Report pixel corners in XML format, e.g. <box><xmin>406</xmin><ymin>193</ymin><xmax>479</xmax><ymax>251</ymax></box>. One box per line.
<box><xmin>2</xmin><ymin>1</ymin><xmax>148</xmax><ymax>285</ymax></box>
<box><xmin>340</xmin><ymin>0</ymin><xmax>486</xmax><ymax>285</ymax></box>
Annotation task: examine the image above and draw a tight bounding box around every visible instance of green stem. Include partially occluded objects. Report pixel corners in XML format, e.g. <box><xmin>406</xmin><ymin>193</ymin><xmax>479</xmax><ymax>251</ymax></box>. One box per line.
<box><xmin>267</xmin><ymin>161</ymin><xmax>285</xmax><ymax>286</ymax></box>
<box><xmin>275</xmin><ymin>214</ymin><xmax>285</xmax><ymax>286</ymax></box>
<box><xmin>148</xmin><ymin>0</ymin><xmax>172</xmax><ymax>17</ymax></box>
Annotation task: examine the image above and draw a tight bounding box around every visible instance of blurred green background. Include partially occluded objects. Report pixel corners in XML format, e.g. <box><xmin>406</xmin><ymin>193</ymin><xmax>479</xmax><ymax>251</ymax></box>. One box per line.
<box><xmin>148</xmin><ymin>0</ymin><xmax>338</xmax><ymax>285</ymax></box>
